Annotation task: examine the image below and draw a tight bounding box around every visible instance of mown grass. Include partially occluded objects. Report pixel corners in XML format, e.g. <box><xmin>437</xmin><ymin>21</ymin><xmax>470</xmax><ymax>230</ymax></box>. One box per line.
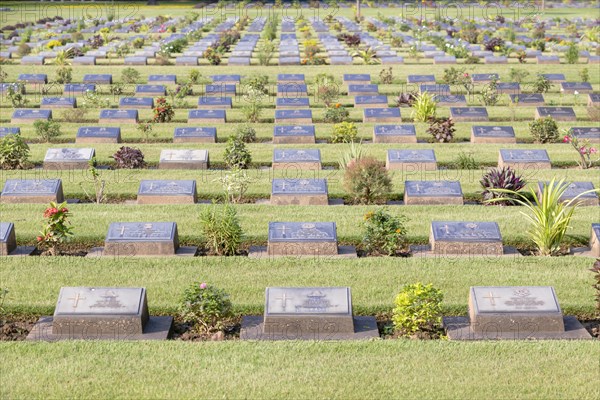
<box><xmin>1</xmin><ymin>340</ymin><xmax>599</xmax><ymax>400</ymax></box>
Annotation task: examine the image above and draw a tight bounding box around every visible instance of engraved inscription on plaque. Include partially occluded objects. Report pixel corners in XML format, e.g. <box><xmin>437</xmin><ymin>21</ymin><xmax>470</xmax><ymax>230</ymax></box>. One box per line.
<box><xmin>55</xmin><ymin>287</ymin><xmax>144</xmax><ymax>316</ymax></box>
<box><xmin>272</xmin><ymin>179</ymin><xmax>327</xmax><ymax>194</ymax></box>
<box><xmin>500</xmin><ymin>149</ymin><xmax>549</xmax><ymax>162</ymax></box>
<box><xmin>405</xmin><ymin>181</ymin><xmax>462</xmax><ymax>196</ymax></box>
<box><xmin>471</xmin><ymin>286</ymin><xmax>560</xmax><ymax>314</ymax></box>
<box><xmin>389</xmin><ymin>149</ymin><xmax>436</xmax><ymax>162</ymax></box>
<box><xmin>138</xmin><ymin>180</ymin><xmax>195</xmax><ymax>195</ymax></box>
<box><xmin>273</xmin><ymin>149</ymin><xmax>320</xmax><ymax>162</ymax></box>
<box><xmin>105</xmin><ymin>222</ymin><xmax>176</xmax><ymax>242</ymax></box>
<box><xmin>159</xmin><ymin>149</ymin><xmax>208</xmax><ymax>162</ymax></box>
<box><xmin>44</xmin><ymin>148</ymin><xmax>94</xmax><ymax>162</ymax></box>
<box><xmin>269</xmin><ymin>222</ymin><xmax>336</xmax><ymax>242</ymax></box>
<box><xmin>265</xmin><ymin>287</ymin><xmax>351</xmax><ymax>315</ymax></box>
<box><xmin>432</xmin><ymin>221</ymin><xmax>501</xmax><ymax>242</ymax></box>
<box><xmin>2</xmin><ymin>179</ymin><xmax>61</xmax><ymax>195</ymax></box>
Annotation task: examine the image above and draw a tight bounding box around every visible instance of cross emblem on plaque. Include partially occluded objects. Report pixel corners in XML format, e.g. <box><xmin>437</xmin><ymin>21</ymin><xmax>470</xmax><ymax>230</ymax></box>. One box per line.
<box><xmin>276</xmin><ymin>224</ymin><xmax>289</xmax><ymax>238</ymax></box>
<box><xmin>275</xmin><ymin>293</ymin><xmax>293</xmax><ymax>311</ymax></box>
<box><xmin>67</xmin><ymin>292</ymin><xmax>86</xmax><ymax>309</ymax></box>
<box><xmin>483</xmin><ymin>292</ymin><xmax>501</xmax><ymax>306</ymax></box>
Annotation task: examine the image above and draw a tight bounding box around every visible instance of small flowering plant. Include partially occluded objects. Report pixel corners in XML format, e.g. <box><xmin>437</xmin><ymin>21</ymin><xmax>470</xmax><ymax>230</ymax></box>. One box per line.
<box><xmin>361</xmin><ymin>208</ymin><xmax>408</xmax><ymax>256</ymax></box>
<box><xmin>37</xmin><ymin>201</ymin><xmax>74</xmax><ymax>256</ymax></box>
<box><xmin>178</xmin><ymin>281</ymin><xmax>233</xmax><ymax>334</ymax></box>
<box><xmin>152</xmin><ymin>97</ymin><xmax>174</xmax><ymax>123</ymax></box>
<box><xmin>563</xmin><ymin>129</ymin><xmax>599</xmax><ymax>169</ymax></box>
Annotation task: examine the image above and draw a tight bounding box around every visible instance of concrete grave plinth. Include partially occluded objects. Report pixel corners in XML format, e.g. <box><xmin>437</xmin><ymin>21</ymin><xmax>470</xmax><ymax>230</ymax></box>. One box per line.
<box><xmin>590</xmin><ymin>224</ymin><xmax>600</xmax><ymax>257</ymax></box>
<box><xmin>40</xmin><ymin>97</ymin><xmax>76</xmax><ymax>109</ymax></box>
<box><xmin>137</xmin><ymin>180</ymin><xmax>197</xmax><ymax>204</ymax></box>
<box><xmin>429</xmin><ymin>221</ymin><xmax>504</xmax><ymax>256</ymax></box>
<box><xmin>588</xmin><ymin>93</ymin><xmax>599</xmax><ymax>107</ymax></box>
<box><xmin>273</xmin><ymin>125</ymin><xmax>315</xmax><ymax>144</ymax></box>
<box><xmin>0</xmin><ymin>222</ymin><xmax>17</xmax><ymax>256</ymax></box>
<box><xmin>272</xmin><ymin>149</ymin><xmax>321</xmax><ymax>170</ymax></box>
<box><xmin>348</xmin><ymin>84</ymin><xmax>378</xmax><ymax>96</ymax></box>
<box><xmin>119</xmin><ymin>97</ymin><xmax>154</xmax><ymax>109</ymax></box>
<box><xmin>450</xmin><ymin>107</ymin><xmax>489</xmax><ymax>122</ymax></box>
<box><xmin>537</xmin><ymin>181</ymin><xmax>599</xmax><ymax>206</ymax></box>
<box><xmin>188</xmin><ymin>109</ymin><xmax>226</xmax><ymax>123</ymax></box>
<box><xmin>535</xmin><ymin>107</ymin><xmax>576</xmax><ymax>121</ymax></box>
<box><xmin>11</xmin><ymin>109</ymin><xmax>52</xmax><ymax>123</ymax></box>
<box><xmin>173</xmin><ymin>127</ymin><xmax>216</xmax><ymax>143</ymax></box>
<box><xmin>560</xmin><ymin>82</ymin><xmax>593</xmax><ymax>94</ymax></box>
<box><xmin>43</xmin><ymin>148</ymin><xmax>95</xmax><ymax>170</ymax></box>
<box><xmin>509</xmin><ymin>94</ymin><xmax>545</xmax><ymax>107</ymax></box>
<box><xmin>403</xmin><ymin>181</ymin><xmax>463</xmax><ymax>205</ymax></box>
<box><xmin>386</xmin><ymin>149</ymin><xmax>437</xmax><ymax>171</ymax></box>
<box><xmin>99</xmin><ymin>110</ymin><xmax>138</xmax><ymax>124</ymax></box>
<box><xmin>363</xmin><ymin>108</ymin><xmax>401</xmax><ymax>123</ymax></box>
<box><xmin>27</xmin><ymin>287</ymin><xmax>172</xmax><ymax>341</ymax></box>
<box><xmin>498</xmin><ymin>149</ymin><xmax>551</xmax><ymax>170</ymax></box>
<box><xmin>76</xmin><ymin>127</ymin><xmax>120</xmax><ymax>144</ymax></box>
<box><xmin>275</xmin><ymin>110</ymin><xmax>313</xmax><ymax>124</ymax></box>
<box><xmin>103</xmin><ymin>222</ymin><xmax>180</xmax><ymax>256</ymax></box>
<box><xmin>197</xmin><ymin>97</ymin><xmax>232</xmax><ymax>109</ymax></box>
<box><xmin>241</xmin><ymin>287</ymin><xmax>379</xmax><ymax>341</ymax></box>
<box><xmin>343</xmin><ymin>74</ymin><xmax>371</xmax><ymax>85</ymax></box>
<box><xmin>373</xmin><ymin>125</ymin><xmax>417</xmax><ymax>143</ymax></box>
<box><xmin>267</xmin><ymin>222</ymin><xmax>338</xmax><ymax>256</ymax></box>
<box><xmin>158</xmin><ymin>150</ymin><xmax>208</xmax><ymax>170</ymax></box>
<box><xmin>271</xmin><ymin>179</ymin><xmax>328</xmax><ymax>205</ymax></box>
<box><xmin>570</xmin><ymin>127</ymin><xmax>600</xmax><ymax>143</ymax></box>
<box><xmin>444</xmin><ymin>286</ymin><xmax>591</xmax><ymax>340</ymax></box>
<box><xmin>1</xmin><ymin>179</ymin><xmax>64</xmax><ymax>203</ymax></box>
<box><xmin>276</xmin><ymin>97</ymin><xmax>310</xmax><ymax>109</ymax></box>
<box><xmin>471</xmin><ymin>126</ymin><xmax>516</xmax><ymax>144</ymax></box>
<box><xmin>354</xmin><ymin>95</ymin><xmax>388</xmax><ymax>109</ymax></box>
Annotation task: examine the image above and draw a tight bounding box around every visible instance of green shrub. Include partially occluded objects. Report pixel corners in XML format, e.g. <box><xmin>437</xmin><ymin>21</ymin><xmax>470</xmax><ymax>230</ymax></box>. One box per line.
<box><xmin>6</xmin><ymin>83</ymin><xmax>28</xmax><ymax>107</ymax></box>
<box><xmin>218</xmin><ymin>168</ymin><xmax>250</xmax><ymax>204</ymax></box>
<box><xmin>178</xmin><ymin>281</ymin><xmax>233</xmax><ymax>334</ymax></box>
<box><xmin>323</xmin><ymin>105</ymin><xmax>350</xmax><ymax>123</ymax></box>
<box><xmin>362</xmin><ymin>208</ymin><xmax>408</xmax><ymax>256</ymax></box>
<box><xmin>121</xmin><ymin>67</ymin><xmax>140</xmax><ymax>84</ymax></box>
<box><xmin>60</xmin><ymin>109</ymin><xmax>88</xmax><ymax>123</ymax></box>
<box><xmin>54</xmin><ymin>66</ymin><xmax>72</xmax><ymax>84</ymax></box>
<box><xmin>591</xmin><ymin>260</ymin><xmax>600</xmax><ymax>312</ymax></box>
<box><xmin>565</xmin><ymin>44</ymin><xmax>579</xmax><ymax>64</ymax></box>
<box><xmin>224</xmin><ymin>136</ymin><xmax>251</xmax><ymax>169</ymax></box>
<box><xmin>486</xmin><ymin>178</ymin><xmax>599</xmax><ymax>256</ymax></box>
<box><xmin>245</xmin><ymin>74</ymin><xmax>269</xmax><ymax>94</ymax></box>
<box><xmin>480</xmin><ymin>167</ymin><xmax>526</xmax><ymax>206</ymax></box>
<box><xmin>0</xmin><ymin>134</ymin><xmax>29</xmax><ymax>169</ymax></box>
<box><xmin>411</xmin><ymin>92</ymin><xmax>437</xmax><ymax>122</ymax></box>
<box><xmin>331</xmin><ymin>121</ymin><xmax>358</xmax><ymax>143</ymax></box>
<box><xmin>532</xmin><ymin>74</ymin><xmax>553</xmax><ymax>93</ymax></box>
<box><xmin>509</xmin><ymin>67</ymin><xmax>530</xmax><ymax>83</ymax></box>
<box><xmin>454</xmin><ymin>151</ymin><xmax>478</xmax><ymax>169</ymax></box>
<box><xmin>199</xmin><ymin>203</ymin><xmax>242</xmax><ymax>256</ymax></box>
<box><xmin>188</xmin><ymin>69</ymin><xmax>201</xmax><ymax>84</ymax></box>
<box><xmin>479</xmin><ymin>77</ymin><xmax>500</xmax><ymax>106</ymax></box>
<box><xmin>579</xmin><ymin>68</ymin><xmax>589</xmax><ymax>83</ymax></box>
<box><xmin>529</xmin><ymin>117</ymin><xmax>559</xmax><ymax>143</ymax></box>
<box><xmin>343</xmin><ymin>156</ymin><xmax>392</xmax><ymax>204</ymax></box>
<box><xmin>256</xmin><ymin>41</ymin><xmax>275</xmax><ymax>66</ymax></box>
<box><xmin>234</xmin><ymin>124</ymin><xmax>257</xmax><ymax>143</ymax></box>
<box><xmin>34</xmin><ymin>120</ymin><xmax>61</xmax><ymax>142</ymax></box>
<box><xmin>338</xmin><ymin>141</ymin><xmax>365</xmax><ymax>170</ymax></box>
<box><xmin>379</xmin><ymin>67</ymin><xmax>393</xmax><ymax>84</ymax></box>
<box><xmin>316</xmin><ymin>83</ymin><xmax>339</xmax><ymax>107</ymax></box>
<box><xmin>427</xmin><ymin>116</ymin><xmax>455</xmax><ymax>143</ymax></box>
<box><xmin>37</xmin><ymin>202</ymin><xmax>74</xmax><ymax>256</ymax></box>
<box><xmin>392</xmin><ymin>283</ymin><xmax>443</xmax><ymax>337</ymax></box>
<box><xmin>203</xmin><ymin>47</ymin><xmax>221</xmax><ymax>65</ymax></box>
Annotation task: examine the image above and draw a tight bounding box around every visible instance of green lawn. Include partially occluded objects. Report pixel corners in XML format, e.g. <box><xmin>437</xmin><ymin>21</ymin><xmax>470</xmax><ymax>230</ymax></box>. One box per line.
<box><xmin>1</xmin><ymin>340</ymin><xmax>599</xmax><ymax>400</ymax></box>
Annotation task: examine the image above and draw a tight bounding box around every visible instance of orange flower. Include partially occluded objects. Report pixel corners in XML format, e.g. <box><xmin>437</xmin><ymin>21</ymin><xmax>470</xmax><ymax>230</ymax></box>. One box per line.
<box><xmin>335</xmin><ymin>103</ymin><xmax>341</xmax><ymax>108</ymax></box>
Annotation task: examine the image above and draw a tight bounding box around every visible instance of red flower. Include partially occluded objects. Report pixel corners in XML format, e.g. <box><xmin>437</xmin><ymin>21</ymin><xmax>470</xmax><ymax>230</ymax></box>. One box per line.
<box><xmin>61</xmin><ymin>208</ymin><xmax>68</xmax><ymax>213</ymax></box>
<box><xmin>563</xmin><ymin>135</ymin><xmax>571</xmax><ymax>143</ymax></box>
<box><xmin>36</xmin><ymin>236</ymin><xmax>43</xmax><ymax>242</ymax></box>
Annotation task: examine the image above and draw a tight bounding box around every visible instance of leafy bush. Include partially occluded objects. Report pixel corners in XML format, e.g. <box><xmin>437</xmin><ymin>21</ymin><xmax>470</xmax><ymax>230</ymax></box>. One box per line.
<box><xmin>362</xmin><ymin>208</ymin><xmax>407</xmax><ymax>256</ymax></box>
<box><xmin>411</xmin><ymin>92</ymin><xmax>437</xmax><ymax>122</ymax></box>
<box><xmin>0</xmin><ymin>134</ymin><xmax>29</xmax><ymax>169</ymax></box>
<box><xmin>486</xmin><ymin>178</ymin><xmax>599</xmax><ymax>255</ymax></box>
<box><xmin>480</xmin><ymin>167</ymin><xmax>526</xmax><ymax>206</ymax></box>
<box><xmin>256</xmin><ymin>41</ymin><xmax>275</xmax><ymax>66</ymax></box>
<box><xmin>121</xmin><ymin>67</ymin><xmax>140</xmax><ymax>84</ymax></box>
<box><xmin>36</xmin><ymin>202</ymin><xmax>74</xmax><ymax>256</ymax></box>
<box><xmin>331</xmin><ymin>122</ymin><xmax>358</xmax><ymax>143</ymax></box>
<box><xmin>565</xmin><ymin>44</ymin><xmax>579</xmax><ymax>64</ymax></box>
<box><xmin>529</xmin><ymin>117</ymin><xmax>559</xmax><ymax>143</ymax></box>
<box><xmin>454</xmin><ymin>151</ymin><xmax>478</xmax><ymax>169</ymax></box>
<box><xmin>111</xmin><ymin>146</ymin><xmax>145</xmax><ymax>169</ymax></box>
<box><xmin>218</xmin><ymin>168</ymin><xmax>250</xmax><ymax>204</ymax></box>
<box><xmin>234</xmin><ymin>124</ymin><xmax>257</xmax><ymax>143</ymax></box>
<box><xmin>563</xmin><ymin>129</ymin><xmax>599</xmax><ymax>169</ymax></box>
<box><xmin>480</xmin><ymin>77</ymin><xmax>500</xmax><ymax>106</ymax></box>
<box><xmin>394</xmin><ymin>91</ymin><xmax>418</xmax><ymax>107</ymax></box>
<box><xmin>579</xmin><ymin>68</ymin><xmax>589</xmax><ymax>83</ymax></box>
<box><xmin>203</xmin><ymin>47</ymin><xmax>221</xmax><ymax>65</ymax></box>
<box><xmin>178</xmin><ymin>281</ymin><xmax>233</xmax><ymax>334</ymax></box>
<box><xmin>484</xmin><ymin>37</ymin><xmax>505</xmax><ymax>52</ymax></box>
<box><xmin>34</xmin><ymin>120</ymin><xmax>61</xmax><ymax>142</ymax></box>
<box><xmin>532</xmin><ymin>74</ymin><xmax>553</xmax><ymax>93</ymax></box>
<box><xmin>60</xmin><ymin>109</ymin><xmax>88</xmax><ymax>123</ymax></box>
<box><xmin>16</xmin><ymin>43</ymin><xmax>31</xmax><ymax>56</ymax></box>
<box><xmin>241</xmin><ymin>88</ymin><xmax>263</xmax><ymax>123</ymax></box>
<box><xmin>392</xmin><ymin>283</ymin><xmax>443</xmax><ymax>337</ymax></box>
<box><xmin>6</xmin><ymin>83</ymin><xmax>27</xmax><ymax>107</ymax></box>
<box><xmin>427</xmin><ymin>116</ymin><xmax>455</xmax><ymax>143</ymax></box>
<box><xmin>343</xmin><ymin>156</ymin><xmax>392</xmax><ymax>204</ymax></box>
<box><xmin>136</xmin><ymin>120</ymin><xmax>155</xmax><ymax>142</ymax></box>
<box><xmin>188</xmin><ymin>69</ymin><xmax>201</xmax><ymax>84</ymax></box>
<box><xmin>337</xmin><ymin>33</ymin><xmax>361</xmax><ymax>47</ymax></box>
<box><xmin>316</xmin><ymin>83</ymin><xmax>339</xmax><ymax>107</ymax></box>
<box><xmin>199</xmin><ymin>203</ymin><xmax>242</xmax><ymax>256</ymax></box>
<box><xmin>152</xmin><ymin>97</ymin><xmax>174</xmax><ymax>123</ymax></box>
<box><xmin>224</xmin><ymin>136</ymin><xmax>251</xmax><ymax>169</ymax></box>
<box><xmin>591</xmin><ymin>260</ymin><xmax>600</xmax><ymax>313</ymax></box>
<box><xmin>245</xmin><ymin>74</ymin><xmax>269</xmax><ymax>94</ymax></box>
<box><xmin>323</xmin><ymin>104</ymin><xmax>350</xmax><ymax>123</ymax></box>
<box><xmin>509</xmin><ymin>67</ymin><xmax>530</xmax><ymax>84</ymax></box>
<box><xmin>379</xmin><ymin>67</ymin><xmax>393</xmax><ymax>84</ymax></box>
<box><xmin>54</xmin><ymin>66</ymin><xmax>72</xmax><ymax>84</ymax></box>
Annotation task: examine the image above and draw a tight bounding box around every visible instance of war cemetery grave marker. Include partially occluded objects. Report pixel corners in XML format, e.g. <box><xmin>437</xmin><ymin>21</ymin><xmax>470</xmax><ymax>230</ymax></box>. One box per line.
<box><xmin>277</xmin><ymin>74</ymin><xmax>305</xmax><ymax>85</ymax></box>
<box><xmin>1</xmin><ymin>179</ymin><xmax>64</xmax><ymax>203</ymax></box>
<box><xmin>590</xmin><ymin>224</ymin><xmax>600</xmax><ymax>257</ymax></box>
<box><xmin>0</xmin><ymin>222</ymin><xmax>17</xmax><ymax>256</ymax></box>
<box><xmin>498</xmin><ymin>149</ymin><xmax>551</xmax><ymax>170</ymax></box>
<box><xmin>276</xmin><ymin>97</ymin><xmax>310</xmax><ymax>109</ymax></box>
<box><xmin>124</xmin><ymin>56</ymin><xmax>147</xmax><ymax>65</ymax></box>
<box><xmin>18</xmin><ymin>73</ymin><xmax>47</xmax><ymax>84</ymax></box>
<box><xmin>444</xmin><ymin>286</ymin><xmax>591</xmax><ymax>340</ymax></box>
<box><xmin>240</xmin><ymin>287</ymin><xmax>378</xmax><ymax>340</ymax></box>
<box><xmin>588</xmin><ymin>93</ymin><xmax>599</xmax><ymax>107</ymax></box>
<box><xmin>434</xmin><ymin>55</ymin><xmax>457</xmax><ymax>64</ymax></box>
<box><xmin>535</xmin><ymin>107</ymin><xmax>577</xmax><ymax>121</ymax></box>
<box><xmin>266</xmin><ymin>222</ymin><xmax>338</xmax><ymax>256</ymax></box>
<box><xmin>11</xmin><ymin>109</ymin><xmax>52</xmax><ymax>123</ymax></box>
<box><xmin>0</xmin><ymin>127</ymin><xmax>20</xmax><ymax>137</ymax></box>
<box><xmin>175</xmin><ymin>56</ymin><xmax>199</xmax><ymax>66</ymax></box>
<box><xmin>407</xmin><ymin>75</ymin><xmax>436</xmax><ymax>84</ymax></box>
<box><xmin>83</xmin><ymin>74</ymin><xmax>112</xmax><ymax>84</ymax></box>
<box><xmin>188</xmin><ymin>109</ymin><xmax>226</xmax><ymax>123</ymax></box>
<box><xmin>43</xmin><ymin>148</ymin><xmax>95</xmax><ymax>170</ymax></box>
<box><xmin>72</xmin><ymin>56</ymin><xmax>96</xmax><ymax>65</ymax></box>
<box><xmin>273</xmin><ymin>125</ymin><xmax>315</xmax><ymax>144</ymax></box>
<box><xmin>386</xmin><ymin>149</ymin><xmax>437</xmax><ymax>171</ymax></box>
<box><xmin>158</xmin><ymin>149</ymin><xmax>208</xmax><ymax>169</ymax></box>
<box><xmin>450</xmin><ymin>107</ymin><xmax>489</xmax><ymax>122</ymax></box>
<box><xmin>347</xmin><ymin>84</ymin><xmax>378</xmax><ymax>96</ymax></box>
<box><xmin>198</xmin><ymin>97</ymin><xmax>232</xmax><ymax>109</ymax></box>
<box><xmin>373</xmin><ymin>124</ymin><xmax>417</xmax><ymax>143</ymax></box>
<box><xmin>509</xmin><ymin>94</ymin><xmax>545</xmax><ymax>107</ymax></box>
<box><xmin>471</xmin><ymin>126</ymin><xmax>516</xmax><ymax>144</ymax></box>
<box><xmin>537</xmin><ymin>55</ymin><xmax>560</xmax><ymax>64</ymax></box>
<box><xmin>570</xmin><ymin>127</ymin><xmax>600</xmax><ymax>143</ymax></box>
<box><xmin>206</xmin><ymin>84</ymin><xmax>236</xmax><ymax>97</ymax></box>
<box><xmin>471</xmin><ymin>73</ymin><xmax>499</xmax><ymax>83</ymax></box>
<box><xmin>484</xmin><ymin>56</ymin><xmax>508</xmax><ymax>64</ymax></box>
<box><xmin>537</xmin><ymin>181</ymin><xmax>598</xmax><ymax>206</ymax></box>
<box><xmin>271</xmin><ymin>179</ymin><xmax>328</xmax><ymax>205</ymax></box>
<box><xmin>496</xmin><ymin>83</ymin><xmax>520</xmax><ymax>95</ymax></box>
<box><xmin>420</xmin><ymin>84</ymin><xmax>450</xmax><ymax>95</ymax></box>
<box><xmin>354</xmin><ymin>95</ymin><xmax>388</xmax><ymax>109</ymax></box>
<box><xmin>275</xmin><ymin>110</ymin><xmax>313</xmax><ymax>124</ymax></box>
<box><xmin>434</xmin><ymin>95</ymin><xmax>467</xmax><ymax>107</ymax></box>
<box><xmin>541</xmin><ymin>73</ymin><xmax>566</xmax><ymax>83</ymax></box>
<box><xmin>64</xmin><ymin>84</ymin><xmax>95</xmax><ymax>95</ymax></box>
<box><xmin>119</xmin><ymin>97</ymin><xmax>154</xmax><ymax>109</ymax></box>
<box><xmin>403</xmin><ymin>181</ymin><xmax>463</xmax><ymax>205</ymax></box>
<box><xmin>27</xmin><ymin>287</ymin><xmax>173</xmax><ymax>341</ymax></box>
<box><xmin>137</xmin><ymin>180</ymin><xmax>197</xmax><ymax>205</ymax></box>
<box><xmin>329</xmin><ymin>56</ymin><xmax>353</xmax><ymax>65</ymax></box>
<box><xmin>40</xmin><ymin>97</ymin><xmax>76</xmax><ymax>109</ymax></box>
<box><xmin>211</xmin><ymin>75</ymin><xmax>241</xmax><ymax>84</ymax></box>
<box><xmin>148</xmin><ymin>75</ymin><xmax>177</xmax><ymax>84</ymax></box>
<box><xmin>21</xmin><ymin>55</ymin><xmax>45</xmax><ymax>65</ymax></box>
<box><xmin>272</xmin><ymin>149</ymin><xmax>321</xmax><ymax>170</ymax></box>
<box><xmin>363</xmin><ymin>108</ymin><xmax>401</xmax><ymax>123</ymax></box>
<box><xmin>135</xmin><ymin>85</ymin><xmax>166</xmax><ymax>96</ymax></box>
<box><xmin>277</xmin><ymin>84</ymin><xmax>308</xmax><ymax>97</ymax></box>
<box><xmin>173</xmin><ymin>127</ymin><xmax>216</xmax><ymax>143</ymax></box>
<box><xmin>76</xmin><ymin>127</ymin><xmax>120</xmax><ymax>144</ymax></box>
<box><xmin>560</xmin><ymin>82</ymin><xmax>593</xmax><ymax>94</ymax></box>
<box><xmin>343</xmin><ymin>74</ymin><xmax>370</xmax><ymax>85</ymax></box>
<box><xmin>427</xmin><ymin>221</ymin><xmax>504</xmax><ymax>256</ymax></box>
<box><xmin>99</xmin><ymin>110</ymin><xmax>138</xmax><ymax>124</ymax></box>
